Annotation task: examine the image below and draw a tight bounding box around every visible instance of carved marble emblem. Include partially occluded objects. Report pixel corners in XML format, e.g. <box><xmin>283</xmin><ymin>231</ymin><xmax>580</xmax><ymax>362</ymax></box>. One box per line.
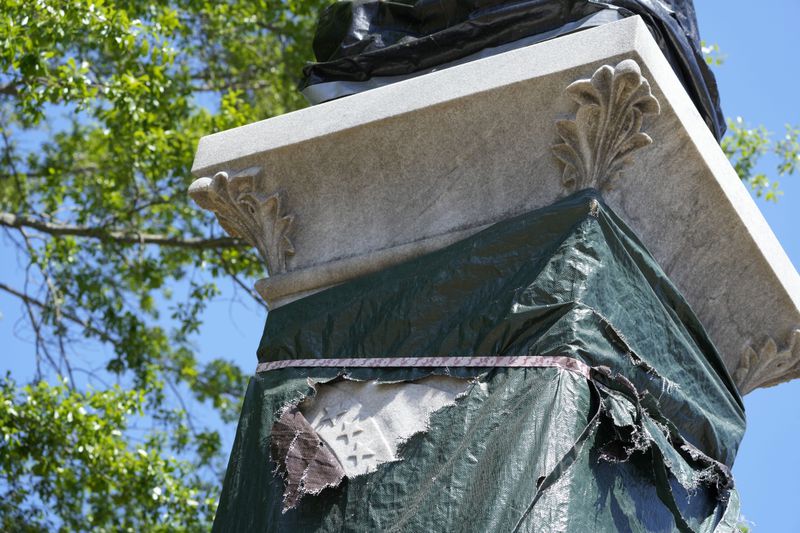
<box><xmin>552</xmin><ymin>59</ymin><xmax>661</xmax><ymax>193</ymax></box>
<box><xmin>310</xmin><ymin>398</ymin><xmax>393</xmax><ymax>476</ymax></box>
<box><xmin>735</xmin><ymin>328</ymin><xmax>800</xmax><ymax>395</ymax></box>
<box><xmin>188</xmin><ymin>166</ymin><xmax>294</xmax><ymax>275</ymax></box>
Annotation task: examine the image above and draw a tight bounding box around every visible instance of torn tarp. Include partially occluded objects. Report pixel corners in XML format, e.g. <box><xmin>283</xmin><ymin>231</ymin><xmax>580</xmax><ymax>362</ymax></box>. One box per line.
<box><xmin>270</xmin><ymin>407</ymin><xmax>345</xmax><ymax>510</ymax></box>
<box><xmin>300</xmin><ymin>0</ymin><xmax>726</xmax><ymax>140</ymax></box>
<box><xmin>213</xmin><ymin>190</ymin><xmax>745</xmax><ymax>532</ymax></box>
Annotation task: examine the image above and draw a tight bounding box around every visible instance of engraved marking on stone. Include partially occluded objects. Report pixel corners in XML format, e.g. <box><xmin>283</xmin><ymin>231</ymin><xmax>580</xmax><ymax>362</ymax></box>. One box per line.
<box><xmin>335</xmin><ymin>418</ymin><xmax>364</xmax><ymax>445</ymax></box>
<box><xmin>552</xmin><ymin>59</ymin><xmax>661</xmax><ymax>193</ymax></box>
<box><xmin>346</xmin><ymin>441</ymin><xmax>376</xmax><ymax>468</ymax></box>
<box><xmin>317</xmin><ymin>403</ymin><xmax>348</xmax><ymax>428</ymax></box>
<box><xmin>188</xmin><ymin>166</ymin><xmax>295</xmax><ymax>275</ymax></box>
<box><xmin>735</xmin><ymin>327</ymin><xmax>800</xmax><ymax>395</ymax></box>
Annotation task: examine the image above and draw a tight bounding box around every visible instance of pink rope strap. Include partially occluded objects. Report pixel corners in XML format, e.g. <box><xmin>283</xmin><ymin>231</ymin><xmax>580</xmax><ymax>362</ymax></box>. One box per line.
<box><xmin>256</xmin><ymin>355</ymin><xmax>592</xmax><ymax>379</ymax></box>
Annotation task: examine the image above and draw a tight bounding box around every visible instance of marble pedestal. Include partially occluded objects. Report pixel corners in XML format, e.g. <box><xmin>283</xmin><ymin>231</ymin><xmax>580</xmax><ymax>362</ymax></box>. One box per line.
<box><xmin>189</xmin><ymin>16</ymin><xmax>800</xmax><ymax>395</ymax></box>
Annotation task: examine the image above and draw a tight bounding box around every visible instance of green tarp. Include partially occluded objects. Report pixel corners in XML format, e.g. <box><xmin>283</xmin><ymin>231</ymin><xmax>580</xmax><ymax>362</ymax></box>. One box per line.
<box><xmin>213</xmin><ymin>190</ymin><xmax>745</xmax><ymax>532</ymax></box>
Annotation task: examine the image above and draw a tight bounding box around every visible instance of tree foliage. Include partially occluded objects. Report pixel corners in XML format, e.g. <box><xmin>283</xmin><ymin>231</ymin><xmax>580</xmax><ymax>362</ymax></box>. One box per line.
<box><xmin>0</xmin><ymin>3</ymin><xmax>797</xmax><ymax>530</ymax></box>
<box><xmin>722</xmin><ymin>117</ymin><xmax>800</xmax><ymax>201</ymax></box>
<box><xmin>0</xmin><ymin>0</ymin><xmax>326</xmax><ymax>529</ymax></box>
<box><xmin>702</xmin><ymin>42</ymin><xmax>800</xmax><ymax>201</ymax></box>
<box><xmin>1</xmin><ymin>376</ymin><xmax>217</xmax><ymax>532</ymax></box>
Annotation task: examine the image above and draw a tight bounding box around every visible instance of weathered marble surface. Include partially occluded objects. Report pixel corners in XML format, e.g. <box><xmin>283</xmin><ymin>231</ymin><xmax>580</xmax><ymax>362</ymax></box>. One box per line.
<box><xmin>190</xmin><ymin>16</ymin><xmax>800</xmax><ymax>393</ymax></box>
<box><xmin>301</xmin><ymin>376</ymin><xmax>471</xmax><ymax>477</ymax></box>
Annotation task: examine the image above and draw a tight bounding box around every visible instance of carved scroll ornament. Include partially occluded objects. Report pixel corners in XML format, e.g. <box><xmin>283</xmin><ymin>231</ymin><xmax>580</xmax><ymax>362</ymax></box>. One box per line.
<box><xmin>188</xmin><ymin>167</ymin><xmax>294</xmax><ymax>275</ymax></box>
<box><xmin>552</xmin><ymin>59</ymin><xmax>661</xmax><ymax>193</ymax></box>
<box><xmin>735</xmin><ymin>328</ymin><xmax>800</xmax><ymax>395</ymax></box>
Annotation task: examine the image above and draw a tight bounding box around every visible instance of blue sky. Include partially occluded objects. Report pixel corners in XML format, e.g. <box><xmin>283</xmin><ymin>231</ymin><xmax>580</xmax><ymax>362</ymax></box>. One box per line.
<box><xmin>694</xmin><ymin>2</ymin><xmax>800</xmax><ymax>531</ymax></box>
<box><xmin>1</xmin><ymin>1</ymin><xmax>799</xmax><ymax>530</ymax></box>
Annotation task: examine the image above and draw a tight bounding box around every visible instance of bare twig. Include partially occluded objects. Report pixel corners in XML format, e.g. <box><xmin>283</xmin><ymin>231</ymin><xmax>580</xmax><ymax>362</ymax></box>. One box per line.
<box><xmin>0</xmin><ymin>129</ymin><xmax>27</xmax><ymax>207</ymax></box>
<box><xmin>0</xmin><ymin>281</ymin><xmax>119</xmax><ymax>345</ymax></box>
<box><xmin>17</xmin><ymin>226</ymin><xmax>76</xmax><ymax>385</ymax></box>
<box><xmin>215</xmin><ymin>251</ymin><xmax>267</xmax><ymax>310</ymax></box>
<box><xmin>23</xmin><ymin>295</ymin><xmax>58</xmax><ymax>379</ymax></box>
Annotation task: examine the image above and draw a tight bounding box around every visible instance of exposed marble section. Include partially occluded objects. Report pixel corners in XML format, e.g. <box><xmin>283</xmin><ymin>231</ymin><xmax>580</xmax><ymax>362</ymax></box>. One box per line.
<box><xmin>301</xmin><ymin>376</ymin><xmax>472</xmax><ymax>477</ymax></box>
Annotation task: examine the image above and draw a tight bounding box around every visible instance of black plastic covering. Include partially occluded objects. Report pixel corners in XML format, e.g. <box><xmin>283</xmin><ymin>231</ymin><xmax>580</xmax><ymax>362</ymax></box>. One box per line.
<box><xmin>301</xmin><ymin>0</ymin><xmax>725</xmax><ymax>140</ymax></box>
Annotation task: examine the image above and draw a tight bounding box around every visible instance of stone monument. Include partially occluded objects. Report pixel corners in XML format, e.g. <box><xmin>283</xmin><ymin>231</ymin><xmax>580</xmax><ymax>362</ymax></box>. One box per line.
<box><xmin>189</xmin><ymin>3</ymin><xmax>800</xmax><ymax>531</ymax></box>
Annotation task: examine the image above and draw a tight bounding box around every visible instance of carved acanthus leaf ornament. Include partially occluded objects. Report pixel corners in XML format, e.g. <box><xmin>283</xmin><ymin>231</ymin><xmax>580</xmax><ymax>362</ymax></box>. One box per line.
<box><xmin>188</xmin><ymin>167</ymin><xmax>294</xmax><ymax>275</ymax></box>
<box><xmin>552</xmin><ymin>59</ymin><xmax>661</xmax><ymax>192</ymax></box>
<box><xmin>734</xmin><ymin>328</ymin><xmax>800</xmax><ymax>395</ymax></box>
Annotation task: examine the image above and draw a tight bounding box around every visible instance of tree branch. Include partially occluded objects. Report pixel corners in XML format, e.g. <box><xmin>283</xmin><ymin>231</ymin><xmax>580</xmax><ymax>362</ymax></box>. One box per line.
<box><xmin>0</xmin><ymin>80</ymin><xmax>20</xmax><ymax>96</ymax></box>
<box><xmin>0</xmin><ymin>212</ymin><xmax>243</xmax><ymax>249</ymax></box>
